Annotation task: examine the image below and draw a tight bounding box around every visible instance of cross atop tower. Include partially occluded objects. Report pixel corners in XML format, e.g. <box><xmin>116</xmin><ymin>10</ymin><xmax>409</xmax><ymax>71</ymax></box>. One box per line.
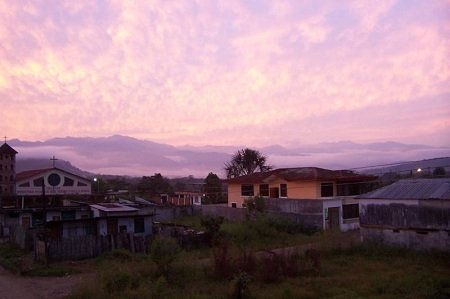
<box><xmin>50</xmin><ymin>155</ymin><xmax>59</xmax><ymax>168</ymax></box>
<box><xmin>4</xmin><ymin>136</ymin><xmax>6</xmax><ymax>143</ymax></box>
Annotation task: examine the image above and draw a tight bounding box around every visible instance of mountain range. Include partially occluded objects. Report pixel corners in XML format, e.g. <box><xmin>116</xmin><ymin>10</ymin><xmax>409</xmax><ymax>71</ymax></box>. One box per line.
<box><xmin>8</xmin><ymin>135</ymin><xmax>450</xmax><ymax>178</ymax></box>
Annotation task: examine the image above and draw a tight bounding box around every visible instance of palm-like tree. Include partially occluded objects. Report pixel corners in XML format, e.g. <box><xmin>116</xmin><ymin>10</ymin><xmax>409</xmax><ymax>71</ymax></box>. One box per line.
<box><xmin>224</xmin><ymin>148</ymin><xmax>272</xmax><ymax>178</ymax></box>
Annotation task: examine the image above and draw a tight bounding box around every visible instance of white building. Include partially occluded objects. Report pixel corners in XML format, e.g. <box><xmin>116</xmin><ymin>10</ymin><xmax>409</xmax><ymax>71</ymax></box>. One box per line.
<box><xmin>16</xmin><ymin>167</ymin><xmax>91</xmax><ymax>196</ymax></box>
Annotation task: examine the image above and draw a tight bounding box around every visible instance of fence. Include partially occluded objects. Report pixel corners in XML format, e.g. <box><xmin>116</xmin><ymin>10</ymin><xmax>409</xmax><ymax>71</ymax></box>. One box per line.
<box><xmin>35</xmin><ymin>233</ymin><xmax>152</xmax><ymax>263</ymax></box>
<box><xmin>9</xmin><ymin>226</ymin><xmax>46</xmax><ymax>251</ymax></box>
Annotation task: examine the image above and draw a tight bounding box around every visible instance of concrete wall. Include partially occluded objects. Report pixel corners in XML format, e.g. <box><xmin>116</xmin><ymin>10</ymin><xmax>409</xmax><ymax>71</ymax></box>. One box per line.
<box><xmin>227</xmin><ymin>184</ymin><xmax>244</xmax><ymax>207</ymax></box>
<box><xmin>360</xmin><ymin>199</ymin><xmax>450</xmax><ymax>250</ymax></box>
<box><xmin>264</xmin><ymin>197</ymin><xmax>323</xmax><ymax>214</ymax></box>
<box><xmin>196</xmin><ymin>200</ymin><xmax>325</xmax><ymax>229</ymax></box>
<box><xmin>360</xmin><ymin>227</ymin><xmax>450</xmax><ymax>251</ymax></box>
<box><xmin>286</xmin><ymin>181</ymin><xmax>319</xmax><ymax>199</ymax></box>
<box><xmin>140</xmin><ymin>206</ymin><xmax>193</xmax><ymax>222</ymax></box>
<box><xmin>193</xmin><ymin>205</ymin><xmax>246</xmax><ymax>221</ymax></box>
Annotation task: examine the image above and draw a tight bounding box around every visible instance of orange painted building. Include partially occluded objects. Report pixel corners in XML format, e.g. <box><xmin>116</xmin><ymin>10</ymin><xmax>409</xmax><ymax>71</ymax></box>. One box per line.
<box><xmin>227</xmin><ymin>167</ymin><xmax>376</xmax><ymax>208</ymax></box>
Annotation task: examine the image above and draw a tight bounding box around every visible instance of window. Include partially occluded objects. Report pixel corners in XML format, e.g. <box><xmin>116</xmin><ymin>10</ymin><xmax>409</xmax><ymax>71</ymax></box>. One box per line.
<box><xmin>33</xmin><ymin>177</ymin><xmax>44</xmax><ymax>187</ymax></box>
<box><xmin>119</xmin><ymin>225</ymin><xmax>127</xmax><ymax>233</ymax></box>
<box><xmin>134</xmin><ymin>218</ymin><xmax>145</xmax><ymax>233</ymax></box>
<box><xmin>337</xmin><ymin>183</ymin><xmax>362</xmax><ymax>196</ymax></box>
<box><xmin>231</xmin><ymin>202</ymin><xmax>237</xmax><ymax>208</ymax></box>
<box><xmin>342</xmin><ymin>204</ymin><xmax>359</xmax><ymax>219</ymax></box>
<box><xmin>259</xmin><ymin>184</ymin><xmax>269</xmax><ymax>197</ymax></box>
<box><xmin>280</xmin><ymin>184</ymin><xmax>288</xmax><ymax>197</ymax></box>
<box><xmin>19</xmin><ymin>182</ymin><xmax>30</xmax><ymax>187</ymax></box>
<box><xmin>64</xmin><ymin>177</ymin><xmax>74</xmax><ymax>186</ymax></box>
<box><xmin>77</xmin><ymin>181</ymin><xmax>87</xmax><ymax>186</ymax></box>
<box><xmin>321</xmin><ymin>183</ymin><xmax>334</xmax><ymax>197</ymax></box>
<box><xmin>52</xmin><ymin>216</ymin><xmax>61</xmax><ymax>221</ymax></box>
<box><xmin>48</xmin><ymin>173</ymin><xmax>61</xmax><ymax>186</ymax></box>
<box><xmin>62</xmin><ymin>211</ymin><xmax>76</xmax><ymax>220</ymax></box>
<box><xmin>241</xmin><ymin>184</ymin><xmax>254</xmax><ymax>196</ymax></box>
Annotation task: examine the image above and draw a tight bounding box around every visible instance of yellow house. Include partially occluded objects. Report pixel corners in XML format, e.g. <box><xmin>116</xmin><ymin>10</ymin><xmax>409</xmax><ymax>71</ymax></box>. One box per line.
<box><xmin>227</xmin><ymin>167</ymin><xmax>377</xmax><ymax>230</ymax></box>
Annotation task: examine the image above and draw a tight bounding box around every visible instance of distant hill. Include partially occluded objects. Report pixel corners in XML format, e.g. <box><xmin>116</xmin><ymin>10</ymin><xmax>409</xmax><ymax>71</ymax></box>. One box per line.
<box><xmin>7</xmin><ymin>135</ymin><xmax>450</xmax><ymax>177</ymax></box>
<box><xmin>359</xmin><ymin>157</ymin><xmax>450</xmax><ymax>176</ymax></box>
<box><xmin>16</xmin><ymin>158</ymin><xmax>93</xmax><ymax>178</ymax></box>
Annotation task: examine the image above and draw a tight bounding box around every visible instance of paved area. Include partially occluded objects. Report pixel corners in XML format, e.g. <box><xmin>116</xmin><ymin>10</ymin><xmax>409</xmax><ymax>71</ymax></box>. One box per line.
<box><xmin>0</xmin><ymin>265</ymin><xmax>86</xmax><ymax>299</ymax></box>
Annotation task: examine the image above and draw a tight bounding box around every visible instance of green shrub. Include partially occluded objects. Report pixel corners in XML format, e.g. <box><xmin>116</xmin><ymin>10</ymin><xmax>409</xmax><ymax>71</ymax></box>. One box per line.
<box><xmin>151</xmin><ymin>237</ymin><xmax>181</xmax><ymax>277</ymax></box>
<box><xmin>231</xmin><ymin>272</ymin><xmax>252</xmax><ymax>299</ymax></box>
<box><xmin>103</xmin><ymin>271</ymin><xmax>131</xmax><ymax>293</ymax></box>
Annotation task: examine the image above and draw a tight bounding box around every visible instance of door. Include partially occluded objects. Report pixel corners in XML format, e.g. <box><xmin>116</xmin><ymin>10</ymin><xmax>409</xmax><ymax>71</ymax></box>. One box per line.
<box><xmin>328</xmin><ymin>207</ymin><xmax>340</xmax><ymax>230</ymax></box>
<box><xmin>107</xmin><ymin>218</ymin><xmax>118</xmax><ymax>235</ymax></box>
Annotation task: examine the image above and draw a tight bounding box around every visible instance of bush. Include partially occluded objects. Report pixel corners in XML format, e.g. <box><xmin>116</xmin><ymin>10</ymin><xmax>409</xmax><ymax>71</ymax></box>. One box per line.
<box><xmin>260</xmin><ymin>214</ymin><xmax>317</xmax><ymax>235</ymax></box>
<box><xmin>103</xmin><ymin>270</ymin><xmax>133</xmax><ymax>293</ymax></box>
<box><xmin>212</xmin><ymin>240</ymin><xmax>234</xmax><ymax>279</ymax></box>
<box><xmin>151</xmin><ymin>237</ymin><xmax>181</xmax><ymax>277</ymax></box>
<box><xmin>231</xmin><ymin>272</ymin><xmax>252</xmax><ymax>299</ymax></box>
<box><xmin>200</xmin><ymin>216</ymin><xmax>224</xmax><ymax>245</ymax></box>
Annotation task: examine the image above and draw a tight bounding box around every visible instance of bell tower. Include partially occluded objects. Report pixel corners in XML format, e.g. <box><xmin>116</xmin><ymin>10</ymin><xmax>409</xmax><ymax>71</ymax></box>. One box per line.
<box><xmin>0</xmin><ymin>139</ymin><xmax>18</xmax><ymax>195</ymax></box>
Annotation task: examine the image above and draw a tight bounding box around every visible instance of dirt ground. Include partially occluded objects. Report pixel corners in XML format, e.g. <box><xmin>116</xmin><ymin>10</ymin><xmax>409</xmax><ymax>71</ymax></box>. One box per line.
<box><xmin>0</xmin><ymin>265</ymin><xmax>87</xmax><ymax>299</ymax></box>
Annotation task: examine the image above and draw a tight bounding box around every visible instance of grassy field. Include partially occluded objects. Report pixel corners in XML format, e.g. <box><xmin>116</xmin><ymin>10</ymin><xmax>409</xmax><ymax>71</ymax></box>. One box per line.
<box><xmin>1</xmin><ymin>216</ymin><xmax>448</xmax><ymax>298</ymax></box>
<box><xmin>67</xmin><ymin>215</ymin><xmax>450</xmax><ymax>299</ymax></box>
<box><xmin>67</xmin><ymin>241</ymin><xmax>450</xmax><ymax>299</ymax></box>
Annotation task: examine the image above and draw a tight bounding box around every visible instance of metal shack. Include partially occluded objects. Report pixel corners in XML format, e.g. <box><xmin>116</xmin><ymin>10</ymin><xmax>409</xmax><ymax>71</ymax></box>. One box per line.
<box><xmin>358</xmin><ymin>178</ymin><xmax>450</xmax><ymax>250</ymax></box>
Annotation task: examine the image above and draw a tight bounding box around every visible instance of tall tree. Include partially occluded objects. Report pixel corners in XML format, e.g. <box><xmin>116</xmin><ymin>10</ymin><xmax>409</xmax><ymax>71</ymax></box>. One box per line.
<box><xmin>204</xmin><ymin>172</ymin><xmax>224</xmax><ymax>204</ymax></box>
<box><xmin>224</xmin><ymin>148</ymin><xmax>272</xmax><ymax>178</ymax></box>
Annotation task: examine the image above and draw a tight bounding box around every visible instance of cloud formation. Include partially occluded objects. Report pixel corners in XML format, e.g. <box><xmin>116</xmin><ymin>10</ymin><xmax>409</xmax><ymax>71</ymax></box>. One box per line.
<box><xmin>1</xmin><ymin>0</ymin><xmax>449</xmax><ymax>147</ymax></box>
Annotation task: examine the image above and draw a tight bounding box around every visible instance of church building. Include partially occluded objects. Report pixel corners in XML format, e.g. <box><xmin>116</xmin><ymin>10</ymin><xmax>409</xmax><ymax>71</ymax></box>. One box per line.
<box><xmin>16</xmin><ymin>168</ymin><xmax>91</xmax><ymax>196</ymax></box>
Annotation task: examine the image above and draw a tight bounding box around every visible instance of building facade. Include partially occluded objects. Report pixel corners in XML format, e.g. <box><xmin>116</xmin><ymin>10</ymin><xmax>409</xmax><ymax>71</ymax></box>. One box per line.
<box><xmin>227</xmin><ymin>167</ymin><xmax>376</xmax><ymax>231</ymax></box>
<box><xmin>0</xmin><ymin>142</ymin><xmax>18</xmax><ymax>196</ymax></box>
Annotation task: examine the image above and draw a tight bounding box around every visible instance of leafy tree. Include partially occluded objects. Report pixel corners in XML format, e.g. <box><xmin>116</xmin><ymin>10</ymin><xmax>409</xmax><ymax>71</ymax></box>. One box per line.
<box><xmin>433</xmin><ymin>167</ymin><xmax>446</xmax><ymax>177</ymax></box>
<box><xmin>224</xmin><ymin>148</ymin><xmax>272</xmax><ymax>179</ymax></box>
<box><xmin>173</xmin><ymin>181</ymin><xmax>187</xmax><ymax>192</ymax></box>
<box><xmin>137</xmin><ymin>173</ymin><xmax>173</xmax><ymax>197</ymax></box>
<box><xmin>203</xmin><ymin>172</ymin><xmax>224</xmax><ymax>204</ymax></box>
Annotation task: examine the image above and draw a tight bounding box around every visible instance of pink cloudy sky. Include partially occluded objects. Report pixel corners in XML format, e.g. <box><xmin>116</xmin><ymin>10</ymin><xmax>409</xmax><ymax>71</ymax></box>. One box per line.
<box><xmin>1</xmin><ymin>0</ymin><xmax>449</xmax><ymax>148</ymax></box>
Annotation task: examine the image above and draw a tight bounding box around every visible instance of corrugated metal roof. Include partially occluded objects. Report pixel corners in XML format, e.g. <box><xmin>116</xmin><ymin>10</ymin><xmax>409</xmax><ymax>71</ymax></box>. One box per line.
<box><xmin>359</xmin><ymin>179</ymin><xmax>450</xmax><ymax>200</ymax></box>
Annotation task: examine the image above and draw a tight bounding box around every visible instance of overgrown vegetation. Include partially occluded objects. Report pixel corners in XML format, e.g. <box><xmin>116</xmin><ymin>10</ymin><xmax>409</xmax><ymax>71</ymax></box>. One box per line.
<box><xmin>0</xmin><ymin>242</ymin><xmax>78</xmax><ymax>276</ymax></box>
<box><xmin>65</xmin><ymin>216</ymin><xmax>450</xmax><ymax>299</ymax></box>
